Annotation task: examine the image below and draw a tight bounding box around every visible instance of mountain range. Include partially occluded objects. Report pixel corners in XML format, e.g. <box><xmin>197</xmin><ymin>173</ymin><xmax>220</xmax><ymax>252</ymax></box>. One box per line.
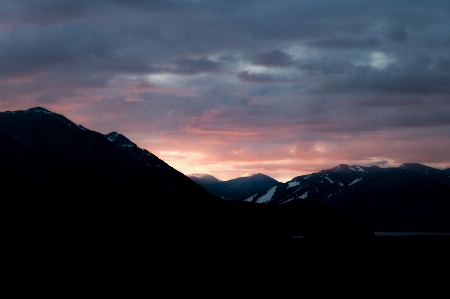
<box><xmin>1</xmin><ymin>107</ymin><xmax>374</xmax><ymax>251</ymax></box>
<box><xmin>190</xmin><ymin>163</ymin><xmax>450</xmax><ymax>232</ymax></box>
<box><xmin>189</xmin><ymin>173</ymin><xmax>279</xmax><ymax>201</ymax></box>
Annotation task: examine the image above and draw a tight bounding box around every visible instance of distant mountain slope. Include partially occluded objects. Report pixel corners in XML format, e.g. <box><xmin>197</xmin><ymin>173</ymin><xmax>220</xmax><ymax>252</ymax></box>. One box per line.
<box><xmin>218</xmin><ymin>163</ymin><xmax>450</xmax><ymax>232</ymax></box>
<box><xmin>189</xmin><ymin>174</ymin><xmax>224</xmax><ymax>198</ymax></box>
<box><xmin>445</xmin><ymin>168</ymin><xmax>450</xmax><ymax>178</ymax></box>
<box><xmin>189</xmin><ymin>174</ymin><xmax>221</xmax><ymax>184</ymax></box>
<box><xmin>189</xmin><ymin>173</ymin><xmax>281</xmax><ymax>201</ymax></box>
<box><xmin>104</xmin><ymin>131</ymin><xmax>212</xmax><ymax>204</ymax></box>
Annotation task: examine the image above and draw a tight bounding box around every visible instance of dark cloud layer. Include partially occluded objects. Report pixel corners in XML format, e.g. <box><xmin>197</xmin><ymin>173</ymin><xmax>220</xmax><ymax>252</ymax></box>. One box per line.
<box><xmin>172</xmin><ymin>57</ymin><xmax>220</xmax><ymax>75</ymax></box>
<box><xmin>1</xmin><ymin>0</ymin><xmax>450</xmax><ymax>180</ymax></box>
<box><xmin>252</xmin><ymin>50</ymin><xmax>294</xmax><ymax>67</ymax></box>
<box><xmin>237</xmin><ymin>71</ymin><xmax>290</xmax><ymax>83</ymax></box>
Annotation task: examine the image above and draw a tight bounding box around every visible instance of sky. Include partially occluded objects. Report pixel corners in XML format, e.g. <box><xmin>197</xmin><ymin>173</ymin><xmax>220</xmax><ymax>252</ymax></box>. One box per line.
<box><xmin>1</xmin><ymin>0</ymin><xmax>450</xmax><ymax>182</ymax></box>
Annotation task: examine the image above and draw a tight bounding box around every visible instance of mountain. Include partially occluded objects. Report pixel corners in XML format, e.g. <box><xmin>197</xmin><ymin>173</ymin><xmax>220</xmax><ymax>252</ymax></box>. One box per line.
<box><xmin>213</xmin><ymin>163</ymin><xmax>450</xmax><ymax>232</ymax></box>
<box><xmin>0</xmin><ymin>107</ymin><xmax>227</xmax><ymax>249</ymax></box>
<box><xmin>1</xmin><ymin>107</ymin><xmax>373</xmax><ymax>247</ymax></box>
<box><xmin>0</xmin><ymin>107</ymin><xmax>210</xmax><ymax>202</ymax></box>
<box><xmin>189</xmin><ymin>173</ymin><xmax>281</xmax><ymax>201</ymax></box>
<box><xmin>189</xmin><ymin>174</ymin><xmax>223</xmax><ymax>196</ymax></box>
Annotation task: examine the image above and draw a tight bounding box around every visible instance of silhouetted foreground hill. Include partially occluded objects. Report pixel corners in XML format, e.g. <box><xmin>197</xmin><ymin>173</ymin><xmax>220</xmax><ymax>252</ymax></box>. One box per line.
<box><xmin>1</xmin><ymin>107</ymin><xmax>375</xmax><ymax>262</ymax></box>
<box><xmin>192</xmin><ymin>164</ymin><xmax>450</xmax><ymax>232</ymax></box>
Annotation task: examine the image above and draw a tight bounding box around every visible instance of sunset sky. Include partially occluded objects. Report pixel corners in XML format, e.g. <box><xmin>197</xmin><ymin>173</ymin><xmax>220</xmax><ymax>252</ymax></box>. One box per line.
<box><xmin>1</xmin><ymin>0</ymin><xmax>450</xmax><ymax>182</ymax></box>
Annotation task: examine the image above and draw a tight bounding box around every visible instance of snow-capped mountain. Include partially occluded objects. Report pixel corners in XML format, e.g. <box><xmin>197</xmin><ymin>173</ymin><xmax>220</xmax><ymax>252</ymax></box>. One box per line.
<box><xmin>264</xmin><ymin>163</ymin><xmax>450</xmax><ymax>207</ymax></box>
<box><xmin>262</xmin><ymin>164</ymin><xmax>387</xmax><ymax>206</ymax></box>
<box><xmin>209</xmin><ymin>163</ymin><xmax>450</xmax><ymax>232</ymax></box>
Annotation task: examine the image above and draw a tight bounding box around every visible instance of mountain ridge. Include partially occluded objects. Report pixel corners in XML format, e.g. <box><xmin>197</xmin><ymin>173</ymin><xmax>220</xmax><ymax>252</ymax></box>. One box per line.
<box><xmin>189</xmin><ymin>172</ymin><xmax>281</xmax><ymax>201</ymax></box>
<box><xmin>190</xmin><ymin>163</ymin><xmax>450</xmax><ymax>232</ymax></box>
<box><xmin>1</xmin><ymin>106</ymin><xmax>374</xmax><ymax>245</ymax></box>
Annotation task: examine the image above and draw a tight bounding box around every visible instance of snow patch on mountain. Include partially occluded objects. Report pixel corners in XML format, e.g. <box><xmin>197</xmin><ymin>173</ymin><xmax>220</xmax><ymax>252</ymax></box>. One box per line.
<box><xmin>281</xmin><ymin>197</ymin><xmax>295</xmax><ymax>204</ymax></box>
<box><xmin>303</xmin><ymin>175</ymin><xmax>311</xmax><ymax>179</ymax></box>
<box><xmin>291</xmin><ymin>186</ymin><xmax>303</xmax><ymax>194</ymax></box>
<box><xmin>28</xmin><ymin>107</ymin><xmax>53</xmax><ymax>115</ymax></box>
<box><xmin>107</xmin><ymin>132</ymin><xmax>119</xmax><ymax>142</ymax></box>
<box><xmin>336</xmin><ymin>164</ymin><xmax>347</xmax><ymax>171</ymax></box>
<box><xmin>282</xmin><ymin>190</ymin><xmax>309</xmax><ymax>204</ymax></box>
<box><xmin>349</xmin><ymin>177</ymin><xmax>363</xmax><ymax>186</ymax></box>
<box><xmin>350</xmin><ymin>167</ymin><xmax>356</xmax><ymax>171</ymax></box>
<box><xmin>255</xmin><ymin>186</ymin><xmax>277</xmax><ymax>203</ymax></box>
<box><xmin>355</xmin><ymin>165</ymin><xmax>366</xmax><ymax>173</ymax></box>
<box><xmin>143</xmin><ymin>150</ymin><xmax>153</xmax><ymax>157</ymax></box>
<box><xmin>244</xmin><ymin>193</ymin><xmax>258</xmax><ymax>202</ymax></box>
<box><xmin>324</xmin><ymin>176</ymin><xmax>334</xmax><ymax>184</ymax></box>
<box><xmin>337</xmin><ymin>181</ymin><xmax>344</xmax><ymax>186</ymax></box>
<box><xmin>298</xmin><ymin>191</ymin><xmax>309</xmax><ymax>199</ymax></box>
<box><xmin>287</xmin><ymin>180</ymin><xmax>300</xmax><ymax>188</ymax></box>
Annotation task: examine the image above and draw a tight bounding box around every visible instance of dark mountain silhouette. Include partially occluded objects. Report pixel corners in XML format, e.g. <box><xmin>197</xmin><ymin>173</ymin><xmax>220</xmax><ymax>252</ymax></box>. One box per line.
<box><xmin>0</xmin><ymin>107</ymin><xmax>209</xmax><ymax>203</ymax></box>
<box><xmin>188</xmin><ymin>174</ymin><xmax>224</xmax><ymax>199</ymax></box>
<box><xmin>1</xmin><ymin>107</ymin><xmax>373</xmax><ymax>251</ymax></box>
<box><xmin>189</xmin><ymin>173</ymin><xmax>281</xmax><ymax>201</ymax></box>
<box><xmin>202</xmin><ymin>163</ymin><xmax>450</xmax><ymax>232</ymax></box>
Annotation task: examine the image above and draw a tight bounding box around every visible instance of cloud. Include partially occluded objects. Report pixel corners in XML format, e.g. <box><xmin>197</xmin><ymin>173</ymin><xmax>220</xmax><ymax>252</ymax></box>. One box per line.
<box><xmin>371</xmin><ymin>160</ymin><xmax>389</xmax><ymax>166</ymax></box>
<box><xmin>1</xmin><ymin>0</ymin><xmax>450</xmax><ymax>181</ymax></box>
<box><xmin>385</xmin><ymin>26</ymin><xmax>408</xmax><ymax>42</ymax></box>
<box><xmin>252</xmin><ymin>50</ymin><xmax>294</xmax><ymax>67</ymax></box>
<box><xmin>171</xmin><ymin>57</ymin><xmax>220</xmax><ymax>74</ymax></box>
<box><xmin>369</xmin><ymin>52</ymin><xmax>395</xmax><ymax>69</ymax></box>
<box><xmin>311</xmin><ymin>38</ymin><xmax>381</xmax><ymax>50</ymax></box>
<box><xmin>237</xmin><ymin>71</ymin><xmax>290</xmax><ymax>83</ymax></box>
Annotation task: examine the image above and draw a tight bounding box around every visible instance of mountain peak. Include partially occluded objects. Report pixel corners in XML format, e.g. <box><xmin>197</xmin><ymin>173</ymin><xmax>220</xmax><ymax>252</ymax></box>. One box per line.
<box><xmin>400</xmin><ymin>162</ymin><xmax>425</xmax><ymax>168</ymax></box>
<box><xmin>2</xmin><ymin>106</ymin><xmax>85</xmax><ymax>129</ymax></box>
<box><xmin>247</xmin><ymin>173</ymin><xmax>279</xmax><ymax>182</ymax></box>
<box><xmin>328</xmin><ymin>164</ymin><xmax>370</xmax><ymax>173</ymax></box>
<box><xmin>399</xmin><ymin>163</ymin><xmax>434</xmax><ymax>171</ymax></box>
<box><xmin>251</xmin><ymin>173</ymin><xmax>270</xmax><ymax>177</ymax></box>
<box><xmin>26</xmin><ymin>107</ymin><xmax>53</xmax><ymax>114</ymax></box>
<box><xmin>106</xmin><ymin>132</ymin><xmax>119</xmax><ymax>142</ymax></box>
<box><xmin>332</xmin><ymin>164</ymin><xmax>350</xmax><ymax>171</ymax></box>
<box><xmin>188</xmin><ymin>174</ymin><xmax>221</xmax><ymax>183</ymax></box>
<box><xmin>105</xmin><ymin>132</ymin><xmax>136</xmax><ymax>148</ymax></box>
